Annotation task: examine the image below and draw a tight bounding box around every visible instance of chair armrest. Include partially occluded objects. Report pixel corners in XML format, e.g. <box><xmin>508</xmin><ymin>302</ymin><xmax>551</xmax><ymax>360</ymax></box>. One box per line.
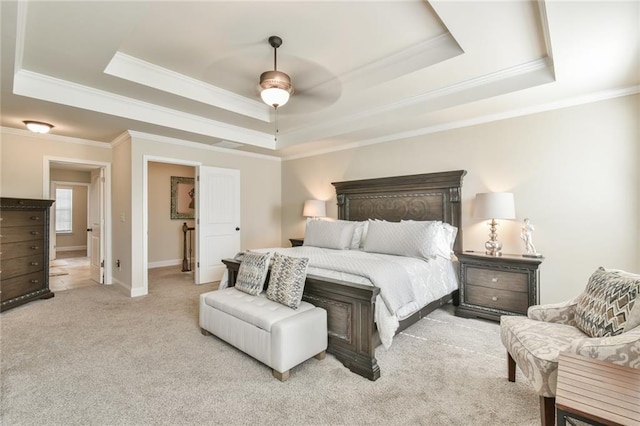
<box><xmin>569</xmin><ymin>325</ymin><xmax>640</xmax><ymax>369</ymax></box>
<box><xmin>527</xmin><ymin>297</ymin><xmax>580</xmax><ymax>325</ymax></box>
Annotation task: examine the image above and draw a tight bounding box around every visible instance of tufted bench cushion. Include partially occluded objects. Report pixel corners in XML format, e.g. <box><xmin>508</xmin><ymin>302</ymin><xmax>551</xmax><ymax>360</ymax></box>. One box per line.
<box><xmin>203</xmin><ymin>287</ymin><xmax>315</xmax><ymax>332</ymax></box>
<box><xmin>200</xmin><ymin>287</ymin><xmax>327</xmax><ymax>381</ymax></box>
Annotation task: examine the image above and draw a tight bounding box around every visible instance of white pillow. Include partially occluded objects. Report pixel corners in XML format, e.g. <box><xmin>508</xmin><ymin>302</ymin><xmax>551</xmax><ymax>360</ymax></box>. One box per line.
<box><xmin>401</xmin><ymin>220</ymin><xmax>456</xmax><ymax>259</ymax></box>
<box><xmin>303</xmin><ymin>219</ymin><xmax>357</xmax><ymax>250</ymax></box>
<box><xmin>363</xmin><ymin>220</ymin><xmax>439</xmax><ymax>259</ymax></box>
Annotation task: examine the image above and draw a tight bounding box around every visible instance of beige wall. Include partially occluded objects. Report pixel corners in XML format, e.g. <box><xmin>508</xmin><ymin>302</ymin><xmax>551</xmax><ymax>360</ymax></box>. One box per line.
<box><xmin>147</xmin><ymin>162</ymin><xmax>196</xmax><ymax>266</ymax></box>
<box><xmin>0</xmin><ymin>130</ymin><xmax>111</xmax><ymax>198</ymax></box>
<box><xmin>281</xmin><ymin>94</ymin><xmax>640</xmax><ymax>304</ymax></box>
<box><xmin>111</xmin><ymin>137</ymin><xmax>133</xmax><ymax>291</ymax></box>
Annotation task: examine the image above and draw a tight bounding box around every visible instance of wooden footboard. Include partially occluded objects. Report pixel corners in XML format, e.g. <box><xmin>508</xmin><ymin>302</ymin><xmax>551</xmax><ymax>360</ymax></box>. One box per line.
<box><xmin>222</xmin><ymin>258</ymin><xmax>382</xmax><ymax>380</ymax></box>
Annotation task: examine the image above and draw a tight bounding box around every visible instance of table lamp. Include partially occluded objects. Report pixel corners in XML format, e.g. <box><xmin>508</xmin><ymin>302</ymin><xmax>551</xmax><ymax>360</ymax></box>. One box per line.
<box><xmin>303</xmin><ymin>199</ymin><xmax>326</xmax><ymax>219</ymax></box>
<box><xmin>474</xmin><ymin>192</ymin><xmax>516</xmax><ymax>256</ymax></box>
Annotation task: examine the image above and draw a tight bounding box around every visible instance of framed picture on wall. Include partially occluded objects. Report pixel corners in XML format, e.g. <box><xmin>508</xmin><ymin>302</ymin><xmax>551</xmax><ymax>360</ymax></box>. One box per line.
<box><xmin>170</xmin><ymin>176</ymin><xmax>195</xmax><ymax>219</ymax></box>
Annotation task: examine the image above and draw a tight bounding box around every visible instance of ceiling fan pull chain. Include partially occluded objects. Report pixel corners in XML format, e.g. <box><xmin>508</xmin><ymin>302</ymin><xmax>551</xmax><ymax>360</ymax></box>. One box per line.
<box><xmin>274</xmin><ymin>106</ymin><xmax>279</xmax><ymax>142</ymax></box>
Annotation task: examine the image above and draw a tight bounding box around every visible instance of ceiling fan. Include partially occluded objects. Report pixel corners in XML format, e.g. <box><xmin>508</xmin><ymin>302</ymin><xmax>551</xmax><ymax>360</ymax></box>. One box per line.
<box><xmin>259</xmin><ymin>35</ymin><xmax>294</xmax><ymax>109</ymax></box>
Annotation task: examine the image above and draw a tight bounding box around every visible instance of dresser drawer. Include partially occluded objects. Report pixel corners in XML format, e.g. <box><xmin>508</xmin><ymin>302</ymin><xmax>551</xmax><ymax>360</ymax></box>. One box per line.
<box><xmin>1</xmin><ymin>271</ymin><xmax>45</xmax><ymax>302</ymax></box>
<box><xmin>465</xmin><ymin>284</ymin><xmax>529</xmax><ymax>314</ymax></box>
<box><xmin>466</xmin><ymin>267</ymin><xmax>528</xmax><ymax>293</ymax></box>
<box><xmin>1</xmin><ymin>240</ymin><xmax>46</xmax><ymax>260</ymax></box>
<box><xmin>1</xmin><ymin>254</ymin><xmax>45</xmax><ymax>280</ymax></box>
<box><xmin>1</xmin><ymin>210</ymin><xmax>47</xmax><ymax>227</ymax></box>
<box><xmin>1</xmin><ymin>225</ymin><xmax>45</xmax><ymax>244</ymax></box>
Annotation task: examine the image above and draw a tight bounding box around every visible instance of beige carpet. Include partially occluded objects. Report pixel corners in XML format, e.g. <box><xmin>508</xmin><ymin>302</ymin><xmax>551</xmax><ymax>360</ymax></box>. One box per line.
<box><xmin>1</xmin><ymin>267</ymin><xmax>540</xmax><ymax>425</ymax></box>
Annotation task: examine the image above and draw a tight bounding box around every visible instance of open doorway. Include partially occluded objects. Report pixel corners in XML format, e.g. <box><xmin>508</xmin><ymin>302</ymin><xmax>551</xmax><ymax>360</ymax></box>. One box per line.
<box><xmin>44</xmin><ymin>158</ymin><xmax>111</xmax><ymax>290</ymax></box>
<box><xmin>147</xmin><ymin>161</ymin><xmax>196</xmax><ymax>279</ymax></box>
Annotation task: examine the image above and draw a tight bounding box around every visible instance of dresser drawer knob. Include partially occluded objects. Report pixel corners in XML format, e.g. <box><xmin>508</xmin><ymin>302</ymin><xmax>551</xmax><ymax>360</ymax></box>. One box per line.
<box><xmin>30</xmin><ymin>262</ymin><xmax>39</xmax><ymax>266</ymax></box>
<box><xmin>491</xmin><ymin>277</ymin><xmax>499</xmax><ymax>283</ymax></box>
<box><xmin>31</xmin><ymin>246</ymin><xmax>39</xmax><ymax>250</ymax></box>
<box><xmin>491</xmin><ymin>296</ymin><xmax>498</xmax><ymax>301</ymax></box>
<box><xmin>30</xmin><ymin>231</ymin><xmax>40</xmax><ymax>235</ymax></box>
<box><xmin>30</xmin><ymin>216</ymin><xmax>40</xmax><ymax>221</ymax></box>
<box><xmin>30</xmin><ymin>279</ymin><xmax>39</xmax><ymax>284</ymax></box>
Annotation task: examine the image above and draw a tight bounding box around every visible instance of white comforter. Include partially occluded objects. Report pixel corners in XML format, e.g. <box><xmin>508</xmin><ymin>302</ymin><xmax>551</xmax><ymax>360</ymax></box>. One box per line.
<box><xmin>220</xmin><ymin>247</ymin><xmax>459</xmax><ymax>349</ymax></box>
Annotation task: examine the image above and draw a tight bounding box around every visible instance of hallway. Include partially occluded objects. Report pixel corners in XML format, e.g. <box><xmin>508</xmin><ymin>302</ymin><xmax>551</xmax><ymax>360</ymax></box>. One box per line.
<box><xmin>49</xmin><ymin>250</ymin><xmax>94</xmax><ymax>292</ymax></box>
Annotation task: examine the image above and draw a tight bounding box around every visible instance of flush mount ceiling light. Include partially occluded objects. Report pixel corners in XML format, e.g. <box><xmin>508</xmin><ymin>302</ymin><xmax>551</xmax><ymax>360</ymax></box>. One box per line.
<box><xmin>23</xmin><ymin>120</ymin><xmax>53</xmax><ymax>134</ymax></box>
<box><xmin>259</xmin><ymin>36</ymin><xmax>294</xmax><ymax>109</ymax></box>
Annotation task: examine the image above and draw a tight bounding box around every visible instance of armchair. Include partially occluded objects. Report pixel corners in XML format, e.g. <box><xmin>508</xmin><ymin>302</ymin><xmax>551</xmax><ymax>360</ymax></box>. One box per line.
<box><xmin>500</xmin><ymin>267</ymin><xmax>640</xmax><ymax>426</ymax></box>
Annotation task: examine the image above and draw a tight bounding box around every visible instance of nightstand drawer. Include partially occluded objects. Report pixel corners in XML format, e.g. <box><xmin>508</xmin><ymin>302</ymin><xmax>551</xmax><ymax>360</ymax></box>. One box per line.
<box><xmin>465</xmin><ymin>284</ymin><xmax>529</xmax><ymax>313</ymax></box>
<box><xmin>466</xmin><ymin>267</ymin><xmax>528</xmax><ymax>293</ymax></box>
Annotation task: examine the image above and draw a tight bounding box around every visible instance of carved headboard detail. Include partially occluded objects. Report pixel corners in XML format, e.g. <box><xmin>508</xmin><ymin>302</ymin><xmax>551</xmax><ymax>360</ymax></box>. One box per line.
<box><xmin>332</xmin><ymin>170</ymin><xmax>467</xmax><ymax>253</ymax></box>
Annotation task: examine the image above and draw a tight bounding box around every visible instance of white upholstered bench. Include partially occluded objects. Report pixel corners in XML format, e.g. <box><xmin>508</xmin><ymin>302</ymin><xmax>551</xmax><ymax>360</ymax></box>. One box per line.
<box><xmin>199</xmin><ymin>287</ymin><xmax>328</xmax><ymax>381</ymax></box>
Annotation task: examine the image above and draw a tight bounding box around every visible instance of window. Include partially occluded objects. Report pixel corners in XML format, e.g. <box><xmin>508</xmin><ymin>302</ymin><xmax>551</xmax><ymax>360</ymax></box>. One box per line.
<box><xmin>55</xmin><ymin>187</ymin><xmax>73</xmax><ymax>233</ymax></box>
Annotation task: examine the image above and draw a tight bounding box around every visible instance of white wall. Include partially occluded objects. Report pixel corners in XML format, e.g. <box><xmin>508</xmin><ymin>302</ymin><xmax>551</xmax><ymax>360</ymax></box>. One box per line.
<box><xmin>281</xmin><ymin>94</ymin><xmax>640</xmax><ymax>304</ymax></box>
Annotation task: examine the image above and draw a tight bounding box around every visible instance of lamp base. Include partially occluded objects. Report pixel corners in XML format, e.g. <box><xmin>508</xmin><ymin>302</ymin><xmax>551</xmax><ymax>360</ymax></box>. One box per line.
<box><xmin>523</xmin><ymin>253</ymin><xmax>543</xmax><ymax>258</ymax></box>
<box><xmin>485</xmin><ymin>219</ymin><xmax>503</xmax><ymax>256</ymax></box>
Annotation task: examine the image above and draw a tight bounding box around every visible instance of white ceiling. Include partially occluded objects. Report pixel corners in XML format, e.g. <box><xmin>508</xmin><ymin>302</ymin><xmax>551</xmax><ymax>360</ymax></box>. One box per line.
<box><xmin>1</xmin><ymin>1</ymin><xmax>638</xmax><ymax>158</ymax></box>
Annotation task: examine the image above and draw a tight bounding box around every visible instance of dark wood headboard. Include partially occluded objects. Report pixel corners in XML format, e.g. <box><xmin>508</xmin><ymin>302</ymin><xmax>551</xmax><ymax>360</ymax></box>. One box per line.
<box><xmin>332</xmin><ymin>170</ymin><xmax>467</xmax><ymax>253</ymax></box>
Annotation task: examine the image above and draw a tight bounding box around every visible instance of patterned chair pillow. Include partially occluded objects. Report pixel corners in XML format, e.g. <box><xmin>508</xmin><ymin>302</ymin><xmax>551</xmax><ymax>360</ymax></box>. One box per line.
<box><xmin>575</xmin><ymin>267</ymin><xmax>640</xmax><ymax>338</ymax></box>
<box><xmin>235</xmin><ymin>251</ymin><xmax>271</xmax><ymax>296</ymax></box>
<box><xmin>266</xmin><ymin>253</ymin><xmax>310</xmax><ymax>309</ymax></box>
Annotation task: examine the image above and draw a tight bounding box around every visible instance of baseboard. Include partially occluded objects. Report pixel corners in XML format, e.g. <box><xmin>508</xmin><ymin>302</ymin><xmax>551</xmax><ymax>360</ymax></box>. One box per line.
<box><xmin>148</xmin><ymin>259</ymin><xmax>194</xmax><ymax>269</ymax></box>
<box><xmin>57</xmin><ymin>245</ymin><xmax>87</xmax><ymax>252</ymax></box>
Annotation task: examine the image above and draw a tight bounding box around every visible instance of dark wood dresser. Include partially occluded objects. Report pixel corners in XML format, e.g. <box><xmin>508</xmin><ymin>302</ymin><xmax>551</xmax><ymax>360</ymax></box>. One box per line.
<box><xmin>456</xmin><ymin>251</ymin><xmax>543</xmax><ymax>322</ymax></box>
<box><xmin>1</xmin><ymin>197</ymin><xmax>55</xmax><ymax>312</ymax></box>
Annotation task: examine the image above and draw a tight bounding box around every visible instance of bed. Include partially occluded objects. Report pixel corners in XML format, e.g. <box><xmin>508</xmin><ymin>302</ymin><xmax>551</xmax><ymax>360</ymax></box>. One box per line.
<box><xmin>222</xmin><ymin>170</ymin><xmax>467</xmax><ymax>380</ymax></box>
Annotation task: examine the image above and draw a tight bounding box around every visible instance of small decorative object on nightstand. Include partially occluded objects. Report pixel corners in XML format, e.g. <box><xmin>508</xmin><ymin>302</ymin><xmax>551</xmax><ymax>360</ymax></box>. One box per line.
<box><xmin>456</xmin><ymin>251</ymin><xmax>543</xmax><ymax>322</ymax></box>
<box><xmin>520</xmin><ymin>218</ymin><xmax>543</xmax><ymax>258</ymax></box>
<box><xmin>289</xmin><ymin>238</ymin><xmax>304</xmax><ymax>247</ymax></box>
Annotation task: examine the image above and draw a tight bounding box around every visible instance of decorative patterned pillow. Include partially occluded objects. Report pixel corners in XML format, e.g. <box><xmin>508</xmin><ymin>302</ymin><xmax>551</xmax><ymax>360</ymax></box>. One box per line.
<box><xmin>266</xmin><ymin>253</ymin><xmax>309</xmax><ymax>309</ymax></box>
<box><xmin>401</xmin><ymin>220</ymin><xmax>456</xmax><ymax>259</ymax></box>
<box><xmin>303</xmin><ymin>219</ymin><xmax>357</xmax><ymax>250</ymax></box>
<box><xmin>575</xmin><ymin>267</ymin><xmax>640</xmax><ymax>338</ymax></box>
<box><xmin>235</xmin><ymin>251</ymin><xmax>271</xmax><ymax>296</ymax></box>
<box><xmin>364</xmin><ymin>220</ymin><xmax>439</xmax><ymax>259</ymax></box>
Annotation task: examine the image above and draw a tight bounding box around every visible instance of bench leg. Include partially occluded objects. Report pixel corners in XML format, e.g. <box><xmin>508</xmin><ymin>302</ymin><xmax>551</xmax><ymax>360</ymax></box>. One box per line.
<box><xmin>314</xmin><ymin>351</ymin><xmax>326</xmax><ymax>361</ymax></box>
<box><xmin>540</xmin><ymin>396</ymin><xmax>555</xmax><ymax>426</ymax></box>
<box><xmin>507</xmin><ymin>351</ymin><xmax>516</xmax><ymax>382</ymax></box>
<box><xmin>273</xmin><ymin>369</ymin><xmax>290</xmax><ymax>382</ymax></box>
<box><xmin>201</xmin><ymin>328</ymin><xmax>212</xmax><ymax>336</ymax></box>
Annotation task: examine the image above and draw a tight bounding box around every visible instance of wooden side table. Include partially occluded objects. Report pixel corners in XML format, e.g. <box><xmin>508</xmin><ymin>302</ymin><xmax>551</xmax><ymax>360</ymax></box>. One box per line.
<box><xmin>456</xmin><ymin>251</ymin><xmax>543</xmax><ymax>322</ymax></box>
<box><xmin>556</xmin><ymin>352</ymin><xmax>640</xmax><ymax>426</ymax></box>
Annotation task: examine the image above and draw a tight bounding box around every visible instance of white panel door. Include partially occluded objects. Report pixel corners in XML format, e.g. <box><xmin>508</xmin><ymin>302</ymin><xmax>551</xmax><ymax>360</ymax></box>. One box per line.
<box><xmin>196</xmin><ymin>166</ymin><xmax>240</xmax><ymax>284</ymax></box>
<box><xmin>89</xmin><ymin>169</ymin><xmax>105</xmax><ymax>283</ymax></box>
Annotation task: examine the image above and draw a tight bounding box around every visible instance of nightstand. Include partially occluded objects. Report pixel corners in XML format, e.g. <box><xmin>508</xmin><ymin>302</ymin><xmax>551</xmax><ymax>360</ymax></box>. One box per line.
<box><xmin>456</xmin><ymin>251</ymin><xmax>543</xmax><ymax>322</ymax></box>
<box><xmin>289</xmin><ymin>238</ymin><xmax>304</xmax><ymax>247</ymax></box>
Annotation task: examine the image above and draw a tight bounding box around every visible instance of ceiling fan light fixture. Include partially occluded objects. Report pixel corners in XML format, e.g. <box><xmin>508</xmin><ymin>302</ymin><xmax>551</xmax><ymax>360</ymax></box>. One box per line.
<box><xmin>259</xmin><ymin>36</ymin><xmax>293</xmax><ymax>109</ymax></box>
<box><xmin>23</xmin><ymin>120</ymin><xmax>53</xmax><ymax>134</ymax></box>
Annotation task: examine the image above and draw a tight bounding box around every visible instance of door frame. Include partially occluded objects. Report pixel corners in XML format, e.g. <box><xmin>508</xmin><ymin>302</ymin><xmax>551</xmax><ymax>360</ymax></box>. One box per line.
<box><xmin>142</xmin><ymin>155</ymin><xmax>200</xmax><ymax>295</ymax></box>
<box><xmin>43</xmin><ymin>157</ymin><xmax>112</xmax><ymax>284</ymax></box>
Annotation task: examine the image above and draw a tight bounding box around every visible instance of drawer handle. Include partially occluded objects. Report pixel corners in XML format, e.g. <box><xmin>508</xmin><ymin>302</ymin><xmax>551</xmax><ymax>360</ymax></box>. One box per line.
<box><xmin>30</xmin><ymin>231</ymin><xmax>40</xmax><ymax>235</ymax></box>
<box><xmin>31</xmin><ymin>246</ymin><xmax>39</xmax><ymax>250</ymax></box>
<box><xmin>30</xmin><ymin>279</ymin><xmax>39</xmax><ymax>283</ymax></box>
<box><xmin>31</xmin><ymin>262</ymin><xmax>39</xmax><ymax>266</ymax></box>
<box><xmin>491</xmin><ymin>277</ymin><xmax>499</xmax><ymax>283</ymax></box>
<box><xmin>30</xmin><ymin>216</ymin><xmax>40</xmax><ymax>221</ymax></box>
<box><xmin>491</xmin><ymin>296</ymin><xmax>498</xmax><ymax>301</ymax></box>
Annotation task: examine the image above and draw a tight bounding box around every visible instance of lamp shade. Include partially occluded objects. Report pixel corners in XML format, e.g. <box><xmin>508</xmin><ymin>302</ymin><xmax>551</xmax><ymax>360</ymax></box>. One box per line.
<box><xmin>303</xmin><ymin>199</ymin><xmax>326</xmax><ymax>218</ymax></box>
<box><xmin>474</xmin><ymin>192</ymin><xmax>516</xmax><ymax>219</ymax></box>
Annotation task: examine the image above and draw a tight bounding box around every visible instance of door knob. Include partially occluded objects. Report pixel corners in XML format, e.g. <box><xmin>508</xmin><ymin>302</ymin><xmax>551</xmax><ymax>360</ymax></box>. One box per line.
<box><xmin>235</xmin><ymin>227</ymin><xmax>240</xmax><ymax>231</ymax></box>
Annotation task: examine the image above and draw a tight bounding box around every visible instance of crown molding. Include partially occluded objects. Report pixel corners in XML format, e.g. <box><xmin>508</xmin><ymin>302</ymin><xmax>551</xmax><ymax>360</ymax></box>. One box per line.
<box><xmin>104</xmin><ymin>52</ymin><xmax>271</xmax><ymax>122</ymax></box>
<box><xmin>0</xmin><ymin>126</ymin><xmax>112</xmax><ymax>148</ymax></box>
<box><xmin>127</xmin><ymin>130</ymin><xmax>281</xmax><ymax>162</ymax></box>
<box><xmin>281</xmin><ymin>57</ymin><xmax>552</xmax><ymax>147</ymax></box>
<box><xmin>12</xmin><ymin>69</ymin><xmax>276</xmax><ymax>150</ymax></box>
<box><xmin>282</xmin><ymin>85</ymin><xmax>639</xmax><ymax>161</ymax></box>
